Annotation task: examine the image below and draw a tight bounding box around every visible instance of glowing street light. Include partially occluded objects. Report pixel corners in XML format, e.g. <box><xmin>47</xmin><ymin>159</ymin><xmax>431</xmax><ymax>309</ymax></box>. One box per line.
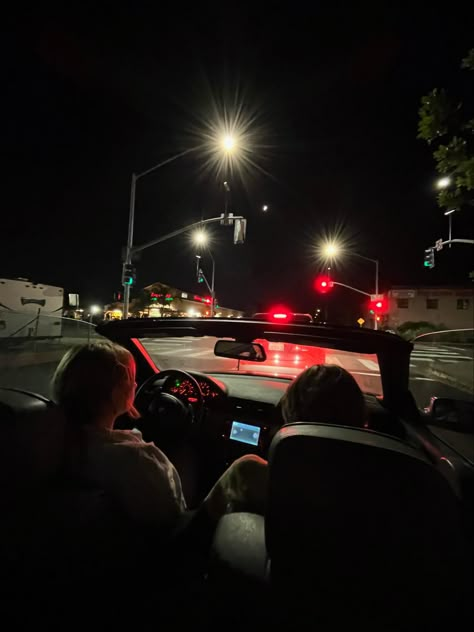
<box><xmin>192</xmin><ymin>229</ymin><xmax>209</xmax><ymax>246</ymax></box>
<box><xmin>262</xmin><ymin>204</ymin><xmax>269</xmax><ymax>212</ymax></box>
<box><xmin>318</xmin><ymin>239</ymin><xmax>380</xmax><ymax>330</ymax></box>
<box><xmin>90</xmin><ymin>305</ymin><xmax>101</xmax><ymax>315</ymax></box>
<box><xmin>222</xmin><ymin>135</ymin><xmax>236</xmax><ymax>152</ymax></box>
<box><xmin>437</xmin><ymin>176</ymin><xmax>452</xmax><ymax>189</ymax></box>
<box><xmin>322</xmin><ymin>242</ymin><xmax>341</xmax><ymax>258</ymax></box>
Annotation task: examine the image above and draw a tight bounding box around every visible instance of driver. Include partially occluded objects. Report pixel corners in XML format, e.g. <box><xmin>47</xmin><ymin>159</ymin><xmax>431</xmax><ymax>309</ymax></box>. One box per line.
<box><xmin>52</xmin><ymin>341</ymin><xmax>267</xmax><ymax>530</ymax></box>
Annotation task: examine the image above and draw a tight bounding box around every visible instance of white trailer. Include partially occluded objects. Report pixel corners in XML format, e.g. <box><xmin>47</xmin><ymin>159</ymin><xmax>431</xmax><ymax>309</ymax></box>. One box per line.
<box><xmin>0</xmin><ymin>278</ymin><xmax>64</xmax><ymax>339</ymax></box>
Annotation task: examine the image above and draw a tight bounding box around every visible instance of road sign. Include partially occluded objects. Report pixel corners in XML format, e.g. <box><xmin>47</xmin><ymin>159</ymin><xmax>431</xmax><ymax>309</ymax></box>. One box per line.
<box><xmin>357</xmin><ymin>318</ymin><xmax>365</xmax><ymax>326</ymax></box>
<box><xmin>370</xmin><ymin>294</ymin><xmax>383</xmax><ymax>302</ymax></box>
<box><xmin>435</xmin><ymin>239</ymin><xmax>443</xmax><ymax>252</ymax></box>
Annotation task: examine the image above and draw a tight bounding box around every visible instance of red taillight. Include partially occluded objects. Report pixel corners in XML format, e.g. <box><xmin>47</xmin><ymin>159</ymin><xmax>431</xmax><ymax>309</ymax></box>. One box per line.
<box><xmin>272</xmin><ymin>312</ymin><xmax>289</xmax><ymax>320</ymax></box>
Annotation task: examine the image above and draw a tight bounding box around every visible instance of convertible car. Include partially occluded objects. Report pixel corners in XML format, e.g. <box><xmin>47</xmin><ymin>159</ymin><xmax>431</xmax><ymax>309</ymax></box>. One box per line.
<box><xmin>0</xmin><ymin>317</ymin><xmax>472</xmax><ymax>627</ymax></box>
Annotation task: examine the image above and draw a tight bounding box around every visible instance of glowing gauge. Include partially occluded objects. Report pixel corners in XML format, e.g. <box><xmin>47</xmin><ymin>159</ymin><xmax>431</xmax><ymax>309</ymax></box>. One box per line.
<box><xmin>199</xmin><ymin>380</ymin><xmax>218</xmax><ymax>399</ymax></box>
<box><xmin>169</xmin><ymin>379</ymin><xmax>195</xmax><ymax>399</ymax></box>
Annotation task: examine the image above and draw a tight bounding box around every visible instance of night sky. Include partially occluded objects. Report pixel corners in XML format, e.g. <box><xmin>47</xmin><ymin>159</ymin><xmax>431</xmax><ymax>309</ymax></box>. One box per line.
<box><xmin>3</xmin><ymin>6</ymin><xmax>473</xmax><ymax>323</ymax></box>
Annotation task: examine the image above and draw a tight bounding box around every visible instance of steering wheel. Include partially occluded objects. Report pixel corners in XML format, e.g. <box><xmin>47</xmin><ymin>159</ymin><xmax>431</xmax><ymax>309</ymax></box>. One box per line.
<box><xmin>134</xmin><ymin>369</ymin><xmax>204</xmax><ymax>444</ymax></box>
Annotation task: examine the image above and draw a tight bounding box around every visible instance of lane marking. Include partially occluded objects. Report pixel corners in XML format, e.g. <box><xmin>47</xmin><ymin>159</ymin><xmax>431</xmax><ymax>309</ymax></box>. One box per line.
<box><xmin>358</xmin><ymin>359</ymin><xmax>379</xmax><ymax>371</ymax></box>
<box><xmin>351</xmin><ymin>371</ymin><xmax>381</xmax><ymax>377</ymax></box>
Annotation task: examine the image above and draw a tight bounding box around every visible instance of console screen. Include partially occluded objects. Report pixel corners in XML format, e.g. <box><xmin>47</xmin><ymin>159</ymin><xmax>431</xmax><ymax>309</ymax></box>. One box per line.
<box><xmin>230</xmin><ymin>421</ymin><xmax>261</xmax><ymax>446</ymax></box>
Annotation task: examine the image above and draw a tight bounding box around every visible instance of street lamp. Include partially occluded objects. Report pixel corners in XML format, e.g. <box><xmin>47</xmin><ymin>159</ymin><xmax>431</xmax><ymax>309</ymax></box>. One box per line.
<box><xmin>437</xmin><ymin>176</ymin><xmax>452</xmax><ymax>189</ymax></box>
<box><xmin>122</xmin><ymin>133</ymin><xmax>241</xmax><ymax>318</ymax></box>
<box><xmin>320</xmin><ymin>241</ymin><xmax>380</xmax><ymax>330</ymax></box>
<box><xmin>193</xmin><ymin>231</ymin><xmax>216</xmax><ymax>318</ymax></box>
<box><xmin>322</xmin><ymin>242</ymin><xmax>341</xmax><ymax>259</ymax></box>
<box><xmin>222</xmin><ymin>135</ymin><xmax>236</xmax><ymax>152</ymax></box>
<box><xmin>193</xmin><ymin>229</ymin><xmax>208</xmax><ymax>246</ymax></box>
<box><xmin>444</xmin><ymin>208</ymin><xmax>458</xmax><ymax>247</ymax></box>
<box><xmin>89</xmin><ymin>305</ymin><xmax>101</xmax><ymax>319</ymax></box>
<box><xmin>262</xmin><ymin>204</ymin><xmax>269</xmax><ymax>212</ymax></box>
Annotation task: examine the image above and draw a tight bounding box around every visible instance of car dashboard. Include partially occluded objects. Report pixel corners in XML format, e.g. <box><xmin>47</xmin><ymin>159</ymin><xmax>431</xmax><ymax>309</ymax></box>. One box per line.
<box><xmin>160</xmin><ymin>370</ymin><xmax>407</xmax><ymax>460</ymax></box>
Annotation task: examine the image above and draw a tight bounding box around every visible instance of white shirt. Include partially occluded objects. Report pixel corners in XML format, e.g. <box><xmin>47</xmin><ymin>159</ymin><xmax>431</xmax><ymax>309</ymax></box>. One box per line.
<box><xmin>81</xmin><ymin>427</ymin><xmax>187</xmax><ymax>529</ymax></box>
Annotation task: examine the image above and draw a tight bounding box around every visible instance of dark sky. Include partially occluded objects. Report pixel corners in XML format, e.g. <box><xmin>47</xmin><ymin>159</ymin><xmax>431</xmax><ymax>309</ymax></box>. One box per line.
<box><xmin>3</xmin><ymin>5</ymin><xmax>473</xmax><ymax>322</ymax></box>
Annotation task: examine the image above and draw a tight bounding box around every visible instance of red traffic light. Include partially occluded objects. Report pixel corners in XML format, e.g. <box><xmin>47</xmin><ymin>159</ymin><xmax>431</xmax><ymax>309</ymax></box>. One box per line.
<box><xmin>314</xmin><ymin>275</ymin><xmax>333</xmax><ymax>294</ymax></box>
<box><xmin>368</xmin><ymin>297</ymin><xmax>387</xmax><ymax>314</ymax></box>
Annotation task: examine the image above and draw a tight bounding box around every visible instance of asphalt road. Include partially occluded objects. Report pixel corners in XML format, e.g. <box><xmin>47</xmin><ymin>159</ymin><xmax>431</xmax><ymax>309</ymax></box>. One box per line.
<box><xmin>1</xmin><ymin>336</ymin><xmax>472</xmax><ymax>461</ymax></box>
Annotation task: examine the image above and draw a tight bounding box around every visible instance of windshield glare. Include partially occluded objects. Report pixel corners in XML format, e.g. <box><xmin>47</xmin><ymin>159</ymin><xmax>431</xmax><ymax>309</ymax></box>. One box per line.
<box><xmin>139</xmin><ymin>336</ymin><xmax>383</xmax><ymax>396</ymax></box>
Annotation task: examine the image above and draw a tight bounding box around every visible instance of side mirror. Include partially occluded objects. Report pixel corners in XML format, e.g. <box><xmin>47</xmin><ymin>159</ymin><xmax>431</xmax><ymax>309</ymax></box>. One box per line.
<box><xmin>214</xmin><ymin>340</ymin><xmax>267</xmax><ymax>362</ymax></box>
<box><xmin>427</xmin><ymin>397</ymin><xmax>474</xmax><ymax>433</ymax></box>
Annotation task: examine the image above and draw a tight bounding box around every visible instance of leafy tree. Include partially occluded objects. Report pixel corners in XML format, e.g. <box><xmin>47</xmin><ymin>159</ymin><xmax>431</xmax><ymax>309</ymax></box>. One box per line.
<box><xmin>418</xmin><ymin>49</ymin><xmax>474</xmax><ymax>211</ymax></box>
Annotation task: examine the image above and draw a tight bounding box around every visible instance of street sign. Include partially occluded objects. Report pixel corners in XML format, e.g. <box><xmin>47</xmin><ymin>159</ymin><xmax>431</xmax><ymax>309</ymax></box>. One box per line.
<box><xmin>435</xmin><ymin>239</ymin><xmax>443</xmax><ymax>252</ymax></box>
<box><xmin>357</xmin><ymin>318</ymin><xmax>365</xmax><ymax>326</ymax></box>
<box><xmin>370</xmin><ymin>294</ymin><xmax>384</xmax><ymax>302</ymax></box>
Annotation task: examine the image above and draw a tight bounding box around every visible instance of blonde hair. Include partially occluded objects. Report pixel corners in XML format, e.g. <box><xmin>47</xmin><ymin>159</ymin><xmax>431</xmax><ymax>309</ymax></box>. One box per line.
<box><xmin>52</xmin><ymin>341</ymin><xmax>140</xmax><ymax>425</ymax></box>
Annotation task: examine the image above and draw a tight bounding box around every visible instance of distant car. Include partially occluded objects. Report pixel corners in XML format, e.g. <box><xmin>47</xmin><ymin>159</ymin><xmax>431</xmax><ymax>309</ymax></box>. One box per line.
<box><xmin>249</xmin><ymin>310</ymin><xmax>324</xmax><ymax>373</ymax></box>
<box><xmin>252</xmin><ymin>311</ymin><xmax>313</xmax><ymax>324</ymax></box>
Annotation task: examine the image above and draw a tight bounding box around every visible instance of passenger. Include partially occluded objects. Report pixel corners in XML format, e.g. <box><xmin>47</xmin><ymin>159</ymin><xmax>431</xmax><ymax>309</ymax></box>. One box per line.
<box><xmin>280</xmin><ymin>364</ymin><xmax>367</xmax><ymax>427</ymax></box>
<box><xmin>52</xmin><ymin>341</ymin><xmax>267</xmax><ymax>530</ymax></box>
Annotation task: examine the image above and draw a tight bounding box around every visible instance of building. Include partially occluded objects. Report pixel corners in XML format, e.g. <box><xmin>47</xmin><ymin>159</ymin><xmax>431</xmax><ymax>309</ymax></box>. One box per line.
<box><xmin>386</xmin><ymin>286</ymin><xmax>473</xmax><ymax>330</ymax></box>
<box><xmin>105</xmin><ymin>281</ymin><xmax>244</xmax><ymax>320</ymax></box>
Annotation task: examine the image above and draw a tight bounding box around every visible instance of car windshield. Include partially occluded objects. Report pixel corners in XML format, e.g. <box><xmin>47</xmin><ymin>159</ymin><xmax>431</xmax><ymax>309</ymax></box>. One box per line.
<box><xmin>138</xmin><ymin>335</ymin><xmax>383</xmax><ymax>396</ymax></box>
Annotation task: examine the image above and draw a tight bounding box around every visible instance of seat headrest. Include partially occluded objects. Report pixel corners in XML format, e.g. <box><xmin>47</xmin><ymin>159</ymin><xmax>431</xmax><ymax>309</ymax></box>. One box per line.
<box><xmin>265</xmin><ymin>422</ymin><xmax>464</xmax><ymax>595</ymax></box>
<box><xmin>0</xmin><ymin>388</ymin><xmax>66</xmax><ymax>495</ymax></box>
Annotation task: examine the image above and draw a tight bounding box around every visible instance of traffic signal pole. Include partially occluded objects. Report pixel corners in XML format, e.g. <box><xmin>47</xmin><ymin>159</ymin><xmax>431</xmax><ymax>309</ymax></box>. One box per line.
<box><xmin>123</xmin><ymin>214</ymin><xmax>245</xmax><ymax>318</ymax></box>
<box><xmin>331</xmin><ymin>281</ymin><xmax>371</xmax><ymax>297</ymax></box>
<box><xmin>123</xmin><ymin>173</ymin><xmax>137</xmax><ymax>319</ymax></box>
<box><xmin>122</xmin><ymin>147</ymin><xmax>203</xmax><ymax>319</ymax></box>
<box><xmin>324</xmin><ymin>282</ymin><xmax>385</xmax><ymax>330</ymax></box>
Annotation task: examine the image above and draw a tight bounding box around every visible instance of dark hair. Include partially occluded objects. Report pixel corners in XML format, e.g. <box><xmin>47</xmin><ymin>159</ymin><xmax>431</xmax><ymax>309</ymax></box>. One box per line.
<box><xmin>280</xmin><ymin>364</ymin><xmax>366</xmax><ymax>427</ymax></box>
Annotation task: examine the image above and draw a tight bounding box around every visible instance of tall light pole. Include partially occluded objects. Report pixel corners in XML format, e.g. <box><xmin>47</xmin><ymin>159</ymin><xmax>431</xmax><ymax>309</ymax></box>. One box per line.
<box><xmin>122</xmin><ymin>134</ymin><xmax>240</xmax><ymax>318</ymax></box>
<box><xmin>193</xmin><ymin>230</ymin><xmax>216</xmax><ymax>317</ymax></box>
<box><xmin>123</xmin><ymin>147</ymin><xmax>199</xmax><ymax>318</ymax></box>
<box><xmin>444</xmin><ymin>208</ymin><xmax>457</xmax><ymax>248</ymax></box>
<box><xmin>321</xmin><ymin>243</ymin><xmax>380</xmax><ymax>330</ymax></box>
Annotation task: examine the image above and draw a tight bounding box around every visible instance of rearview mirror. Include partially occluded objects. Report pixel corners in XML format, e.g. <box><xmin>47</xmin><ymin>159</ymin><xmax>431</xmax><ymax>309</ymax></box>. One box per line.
<box><xmin>214</xmin><ymin>340</ymin><xmax>267</xmax><ymax>362</ymax></box>
<box><xmin>427</xmin><ymin>397</ymin><xmax>474</xmax><ymax>433</ymax></box>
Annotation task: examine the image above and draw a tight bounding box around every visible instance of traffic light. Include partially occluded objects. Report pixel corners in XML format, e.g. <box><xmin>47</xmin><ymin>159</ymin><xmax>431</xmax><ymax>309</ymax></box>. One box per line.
<box><xmin>314</xmin><ymin>275</ymin><xmax>333</xmax><ymax>294</ymax></box>
<box><xmin>122</xmin><ymin>263</ymin><xmax>136</xmax><ymax>286</ymax></box>
<box><xmin>368</xmin><ymin>297</ymin><xmax>387</xmax><ymax>315</ymax></box>
<box><xmin>424</xmin><ymin>248</ymin><xmax>435</xmax><ymax>269</ymax></box>
<box><xmin>113</xmin><ymin>291</ymin><xmax>123</xmax><ymax>301</ymax></box>
<box><xmin>197</xmin><ymin>268</ymin><xmax>204</xmax><ymax>283</ymax></box>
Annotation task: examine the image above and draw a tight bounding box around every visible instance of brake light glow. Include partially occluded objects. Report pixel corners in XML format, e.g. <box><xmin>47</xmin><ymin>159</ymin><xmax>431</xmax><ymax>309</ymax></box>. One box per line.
<box><xmin>272</xmin><ymin>312</ymin><xmax>288</xmax><ymax>319</ymax></box>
